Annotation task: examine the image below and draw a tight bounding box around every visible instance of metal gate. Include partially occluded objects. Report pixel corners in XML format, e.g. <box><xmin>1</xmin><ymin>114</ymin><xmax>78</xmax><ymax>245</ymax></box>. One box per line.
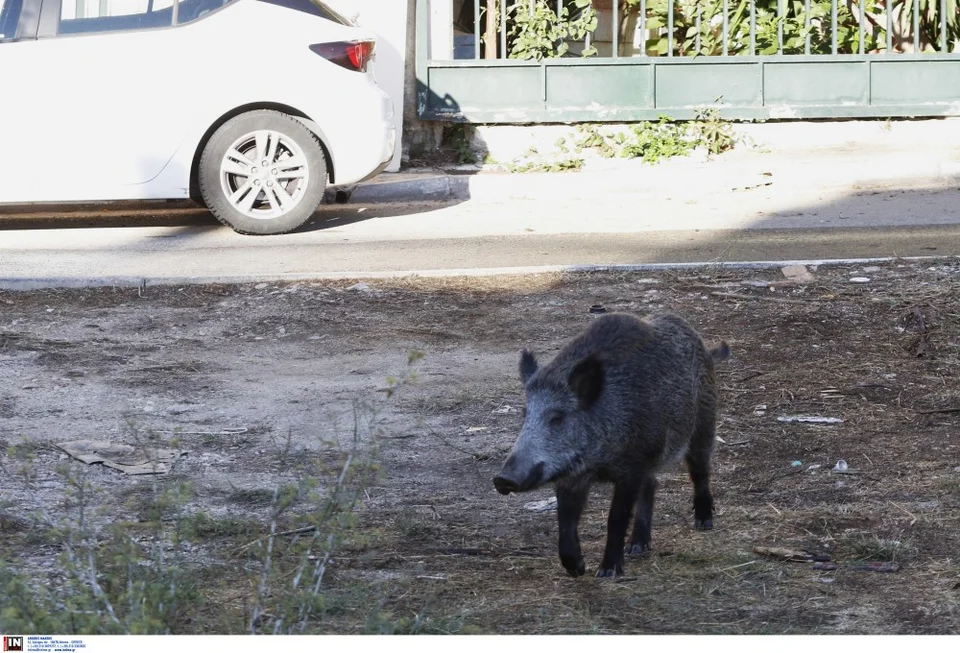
<box><xmin>416</xmin><ymin>0</ymin><xmax>960</xmax><ymax>121</ymax></box>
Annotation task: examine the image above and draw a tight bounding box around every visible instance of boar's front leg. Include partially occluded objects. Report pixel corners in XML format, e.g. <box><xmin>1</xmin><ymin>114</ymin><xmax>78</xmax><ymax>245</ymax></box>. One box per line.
<box><xmin>626</xmin><ymin>475</ymin><xmax>658</xmax><ymax>556</ymax></box>
<box><xmin>555</xmin><ymin>475</ymin><xmax>591</xmax><ymax>577</ymax></box>
<box><xmin>597</xmin><ymin>481</ymin><xmax>641</xmax><ymax>578</ymax></box>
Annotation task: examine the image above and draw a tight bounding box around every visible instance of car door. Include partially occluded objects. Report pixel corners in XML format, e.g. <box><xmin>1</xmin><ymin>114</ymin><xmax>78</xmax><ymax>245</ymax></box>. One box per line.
<box><xmin>0</xmin><ymin>0</ymin><xmax>197</xmax><ymax>203</ymax></box>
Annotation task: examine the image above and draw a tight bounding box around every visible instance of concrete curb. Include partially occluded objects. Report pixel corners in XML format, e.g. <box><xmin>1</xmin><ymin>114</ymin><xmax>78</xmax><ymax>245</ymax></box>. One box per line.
<box><xmin>346</xmin><ymin>154</ymin><xmax>960</xmax><ymax>205</ymax></box>
<box><xmin>3</xmin><ymin>255</ymin><xmax>954</xmax><ymax>291</ymax></box>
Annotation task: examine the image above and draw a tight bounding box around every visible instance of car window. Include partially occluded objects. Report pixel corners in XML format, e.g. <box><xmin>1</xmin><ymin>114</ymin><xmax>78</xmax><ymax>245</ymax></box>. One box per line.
<box><xmin>176</xmin><ymin>0</ymin><xmax>237</xmax><ymax>25</ymax></box>
<box><xmin>310</xmin><ymin>0</ymin><xmax>352</xmax><ymax>24</ymax></box>
<box><xmin>59</xmin><ymin>0</ymin><xmax>175</xmax><ymax>35</ymax></box>
<box><xmin>257</xmin><ymin>0</ymin><xmax>354</xmax><ymax>25</ymax></box>
<box><xmin>0</xmin><ymin>0</ymin><xmax>24</xmax><ymax>40</ymax></box>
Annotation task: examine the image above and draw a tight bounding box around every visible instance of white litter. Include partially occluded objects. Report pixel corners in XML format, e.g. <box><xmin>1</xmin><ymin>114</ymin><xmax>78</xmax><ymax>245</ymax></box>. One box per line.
<box><xmin>523</xmin><ymin>497</ymin><xmax>558</xmax><ymax>512</ymax></box>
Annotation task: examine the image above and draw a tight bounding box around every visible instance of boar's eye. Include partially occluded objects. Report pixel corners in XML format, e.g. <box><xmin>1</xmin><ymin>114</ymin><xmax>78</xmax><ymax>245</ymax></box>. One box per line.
<box><xmin>545</xmin><ymin>410</ymin><xmax>566</xmax><ymax>426</ymax></box>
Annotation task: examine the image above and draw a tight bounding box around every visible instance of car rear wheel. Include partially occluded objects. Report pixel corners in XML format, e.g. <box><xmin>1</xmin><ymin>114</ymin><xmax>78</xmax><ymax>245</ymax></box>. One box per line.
<box><xmin>199</xmin><ymin>110</ymin><xmax>328</xmax><ymax>235</ymax></box>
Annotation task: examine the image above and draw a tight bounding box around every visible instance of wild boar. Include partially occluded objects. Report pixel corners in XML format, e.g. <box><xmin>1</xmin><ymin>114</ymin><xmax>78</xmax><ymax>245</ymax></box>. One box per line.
<box><xmin>493</xmin><ymin>312</ymin><xmax>730</xmax><ymax>578</ymax></box>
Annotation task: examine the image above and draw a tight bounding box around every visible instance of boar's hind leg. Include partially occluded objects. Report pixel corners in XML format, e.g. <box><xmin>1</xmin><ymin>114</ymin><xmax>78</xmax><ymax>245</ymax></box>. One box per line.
<box><xmin>555</xmin><ymin>476</ymin><xmax>591</xmax><ymax>577</ymax></box>
<box><xmin>626</xmin><ymin>475</ymin><xmax>658</xmax><ymax>556</ymax></box>
<box><xmin>686</xmin><ymin>416</ymin><xmax>716</xmax><ymax>531</ymax></box>
<box><xmin>596</xmin><ymin>481</ymin><xmax>642</xmax><ymax>578</ymax></box>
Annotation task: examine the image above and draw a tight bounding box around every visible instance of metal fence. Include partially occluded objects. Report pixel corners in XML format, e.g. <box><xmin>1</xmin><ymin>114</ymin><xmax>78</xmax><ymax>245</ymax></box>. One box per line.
<box><xmin>417</xmin><ymin>0</ymin><xmax>960</xmax><ymax>122</ymax></box>
<box><xmin>454</xmin><ymin>0</ymin><xmax>958</xmax><ymax>60</ymax></box>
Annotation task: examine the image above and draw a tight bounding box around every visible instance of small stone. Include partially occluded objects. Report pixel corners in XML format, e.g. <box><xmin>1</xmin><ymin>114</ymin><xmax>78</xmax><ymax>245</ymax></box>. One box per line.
<box><xmin>781</xmin><ymin>264</ymin><xmax>814</xmax><ymax>283</ymax></box>
<box><xmin>849</xmin><ymin>277</ymin><xmax>871</xmax><ymax>283</ymax></box>
<box><xmin>254</xmin><ymin>283</ymin><xmax>268</xmax><ymax>289</ymax></box>
<box><xmin>862</xmin><ymin>266</ymin><xmax>882</xmax><ymax>272</ymax></box>
<box><xmin>347</xmin><ymin>282</ymin><xmax>374</xmax><ymax>292</ymax></box>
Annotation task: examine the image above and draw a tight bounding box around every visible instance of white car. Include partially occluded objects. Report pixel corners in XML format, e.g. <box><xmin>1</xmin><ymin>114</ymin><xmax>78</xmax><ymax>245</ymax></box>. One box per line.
<box><xmin>0</xmin><ymin>0</ymin><xmax>396</xmax><ymax>235</ymax></box>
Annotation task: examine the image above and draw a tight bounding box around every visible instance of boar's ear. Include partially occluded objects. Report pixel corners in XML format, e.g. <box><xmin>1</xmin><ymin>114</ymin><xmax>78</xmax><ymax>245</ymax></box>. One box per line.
<box><xmin>519</xmin><ymin>349</ymin><xmax>539</xmax><ymax>383</ymax></box>
<box><xmin>568</xmin><ymin>354</ymin><xmax>604</xmax><ymax>410</ymax></box>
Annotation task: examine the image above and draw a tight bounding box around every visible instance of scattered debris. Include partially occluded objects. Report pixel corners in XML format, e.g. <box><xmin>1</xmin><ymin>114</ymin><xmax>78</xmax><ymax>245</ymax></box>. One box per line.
<box><xmin>849</xmin><ymin>277</ymin><xmax>871</xmax><ymax>283</ymax></box>
<box><xmin>753</xmin><ymin>404</ymin><xmax>767</xmax><ymax>416</ymax></box>
<box><xmin>777</xmin><ymin>415</ymin><xmax>844</xmax><ymax>425</ymax></box>
<box><xmin>808</xmin><ymin>464</ymin><xmax>822</xmax><ymax>471</ymax></box>
<box><xmin>347</xmin><ymin>282</ymin><xmax>374</xmax><ymax>292</ymax></box>
<box><xmin>523</xmin><ymin>497</ymin><xmax>558</xmax><ymax>512</ymax></box>
<box><xmin>791</xmin><ymin>460</ymin><xmax>803</xmax><ymax>467</ymax></box>
<box><xmin>753</xmin><ymin>546</ymin><xmax>831</xmax><ymax>563</ymax></box>
<box><xmin>812</xmin><ymin>562</ymin><xmax>840</xmax><ymax>571</ymax></box>
<box><xmin>754</xmin><ymin>547</ymin><xmax>900</xmax><ymax>573</ymax></box>
<box><xmin>465</xmin><ymin>426</ymin><xmax>488</xmax><ymax>433</ymax></box>
<box><xmin>847</xmin><ymin>562</ymin><xmax>901</xmax><ymax>573</ymax></box>
<box><xmin>492</xmin><ymin>405</ymin><xmax>518</xmax><ymax>415</ymax></box>
<box><xmin>833</xmin><ymin>459</ymin><xmax>849</xmax><ymax>472</ymax></box>
<box><xmin>57</xmin><ymin>440</ymin><xmax>181</xmax><ymax>475</ymax></box>
<box><xmin>781</xmin><ymin>265</ymin><xmax>814</xmax><ymax>283</ymax></box>
<box><xmin>588</xmin><ymin>304</ymin><xmax>607</xmax><ymax>314</ymax></box>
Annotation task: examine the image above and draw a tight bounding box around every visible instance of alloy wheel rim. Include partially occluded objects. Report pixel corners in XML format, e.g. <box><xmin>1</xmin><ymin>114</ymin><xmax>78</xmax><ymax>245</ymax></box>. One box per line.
<box><xmin>219</xmin><ymin>129</ymin><xmax>310</xmax><ymax>219</ymax></box>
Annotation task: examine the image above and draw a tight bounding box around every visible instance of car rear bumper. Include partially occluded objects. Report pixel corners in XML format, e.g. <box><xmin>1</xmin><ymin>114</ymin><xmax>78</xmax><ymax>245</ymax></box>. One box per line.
<box><xmin>322</xmin><ymin>89</ymin><xmax>396</xmax><ymax>185</ymax></box>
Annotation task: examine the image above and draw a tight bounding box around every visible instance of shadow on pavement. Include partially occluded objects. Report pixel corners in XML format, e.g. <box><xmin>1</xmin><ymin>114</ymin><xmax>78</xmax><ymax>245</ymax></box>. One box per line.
<box><xmin>0</xmin><ymin>201</ymin><xmax>461</xmax><ymax>233</ymax></box>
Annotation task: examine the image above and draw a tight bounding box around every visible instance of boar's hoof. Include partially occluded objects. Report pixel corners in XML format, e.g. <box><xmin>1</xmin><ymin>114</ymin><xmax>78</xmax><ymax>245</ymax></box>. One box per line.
<box><xmin>595</xmin><ymin>565</ymin><xmax>623</xmax><ymax>579</ymax></box>
<box><xmin>561</xmin><ymin>554</ymin><xmax>585</xmax><ymax>577</ymax></box>
<box><xmin>695</xmin><ymin>518</ymin><xmax>714</xmax><ymax>531</ymax></box>
<box><xmin>625</xmin><ymin>543</ymin><xmax>652</xmax><ymax>557</ymax></box>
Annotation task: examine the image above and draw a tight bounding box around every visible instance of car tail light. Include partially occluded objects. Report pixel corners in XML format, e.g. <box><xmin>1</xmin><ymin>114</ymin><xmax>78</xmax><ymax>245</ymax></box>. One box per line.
<box><xmin>310</xmin><ymin>40</ymin><xmax>375</xmax><ymax>73</ymax></box>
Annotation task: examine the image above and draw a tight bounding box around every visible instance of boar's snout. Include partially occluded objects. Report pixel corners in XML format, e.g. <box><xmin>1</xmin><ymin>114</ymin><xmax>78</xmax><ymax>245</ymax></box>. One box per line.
<box><xmin>493</xmin><ymin>458</ymin><xmax>545</xmax><ymax>495</ymax></box>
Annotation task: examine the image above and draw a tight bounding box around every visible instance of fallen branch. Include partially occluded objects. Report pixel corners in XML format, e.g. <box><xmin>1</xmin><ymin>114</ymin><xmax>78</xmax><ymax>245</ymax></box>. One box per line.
<box><xmin>711</xmin><ymin>292</ymin><xmax>819</xmax><ymax>305</ymax></box>
<box><xmin>235</xmin><ymin>525</ymin><xmax>317</xmax><ymax>553</ymax></box>
<box><xmin>916</xmin><ymin>407</ymin><xmax>960</xmax><ymax>415</ymax></box>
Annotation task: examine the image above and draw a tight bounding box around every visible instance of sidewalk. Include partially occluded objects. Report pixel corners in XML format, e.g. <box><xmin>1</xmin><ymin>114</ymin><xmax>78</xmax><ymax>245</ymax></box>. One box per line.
<box><xmin>348</xmin><ymin>119</ymin><xmax>960</xmax><ymax>204</ymax></box>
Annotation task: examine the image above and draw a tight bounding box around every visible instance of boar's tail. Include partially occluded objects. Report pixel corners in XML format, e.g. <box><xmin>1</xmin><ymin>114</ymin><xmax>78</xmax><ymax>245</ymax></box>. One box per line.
<box><xmin>709</xmin><ymin>341</ymin><xmax>731</xmax><ymax>363</ymax></box>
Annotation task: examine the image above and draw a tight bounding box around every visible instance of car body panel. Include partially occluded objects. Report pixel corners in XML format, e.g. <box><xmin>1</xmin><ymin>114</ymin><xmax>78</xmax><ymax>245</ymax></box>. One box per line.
<box><xmin>0</xmin><ymin>0</ymin><xmax>395</xmax><ymax>205</ymax></box>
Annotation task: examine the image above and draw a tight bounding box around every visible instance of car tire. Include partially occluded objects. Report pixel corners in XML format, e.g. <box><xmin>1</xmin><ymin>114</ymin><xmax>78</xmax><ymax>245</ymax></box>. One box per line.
<box><xmin>198</xmin><ymin>110</ymin><xmax>328</xmax><ymax>235</ymax></box>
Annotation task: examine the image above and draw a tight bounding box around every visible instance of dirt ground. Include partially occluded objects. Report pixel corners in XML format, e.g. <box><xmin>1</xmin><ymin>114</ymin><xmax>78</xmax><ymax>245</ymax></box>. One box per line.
<box><xmin>2</xmin><ymin>260</ymin><xmax>959</xmax><ymax>634</ymax></box>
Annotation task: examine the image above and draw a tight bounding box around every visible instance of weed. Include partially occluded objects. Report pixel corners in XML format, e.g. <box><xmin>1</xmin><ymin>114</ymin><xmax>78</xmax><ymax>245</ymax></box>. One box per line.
<box><xmin>505</xmin><ymin>156</ymin><xmax>584</xmax><ymax>173</ymax></box>
<box><xmin>693</xmin><ymin>106</ymin><xmax>736</xmax><ymax>156</ymax></box>
<box><xmin>0</xmin><ymin>355</ymin><xmax>425</xmax><ymax>635</ymax></box>
<box><xmin>844</xmin><ymin>535</ymin><xmax>916</xmax><ymax>563</ymax></box>
<box><xmin>443</xmin><ymin>125</ymin><xmax>477</xmax><ymax>165</ymax></box>
<box><xmin>570</xmin><ymin>108</ymin><xmax>736</xmax><ymax>164</ymax></box>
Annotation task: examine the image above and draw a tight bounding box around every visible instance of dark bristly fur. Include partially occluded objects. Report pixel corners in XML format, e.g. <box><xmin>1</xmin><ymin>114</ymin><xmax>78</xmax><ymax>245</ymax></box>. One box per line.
<box><xmin>493</xmin><ymin>312</ymin><xmax>731</xmax><ymax>578</ymax></box>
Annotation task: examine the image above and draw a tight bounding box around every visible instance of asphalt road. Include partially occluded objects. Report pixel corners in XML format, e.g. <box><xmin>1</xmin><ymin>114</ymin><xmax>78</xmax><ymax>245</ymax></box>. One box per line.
<box><xmin>2</xmin><ymin>190</ymin><xmax>960</xmax><ymax>288</ymax></box>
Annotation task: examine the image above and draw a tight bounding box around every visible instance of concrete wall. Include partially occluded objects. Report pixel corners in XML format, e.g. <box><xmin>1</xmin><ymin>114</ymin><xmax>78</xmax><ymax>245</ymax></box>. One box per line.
<box><xmin>325</xmin><ymin>0</ymin><xmax>409</xmax><ymax>172</ymax></box>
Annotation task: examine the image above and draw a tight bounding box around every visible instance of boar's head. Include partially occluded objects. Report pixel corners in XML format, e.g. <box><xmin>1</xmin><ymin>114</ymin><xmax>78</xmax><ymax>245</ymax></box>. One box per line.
<box><xmin>493</xmin><ymin>349</ymin><xmax>601</xmax><ymax>495</ymax></box>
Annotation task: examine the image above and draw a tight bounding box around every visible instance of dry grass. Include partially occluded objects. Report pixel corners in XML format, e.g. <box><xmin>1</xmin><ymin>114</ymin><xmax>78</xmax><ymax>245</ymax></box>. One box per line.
<box><xmin>2</xmin><ymin>258</ymin><xmax>960</xmax><ymax>633</ymax></box>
